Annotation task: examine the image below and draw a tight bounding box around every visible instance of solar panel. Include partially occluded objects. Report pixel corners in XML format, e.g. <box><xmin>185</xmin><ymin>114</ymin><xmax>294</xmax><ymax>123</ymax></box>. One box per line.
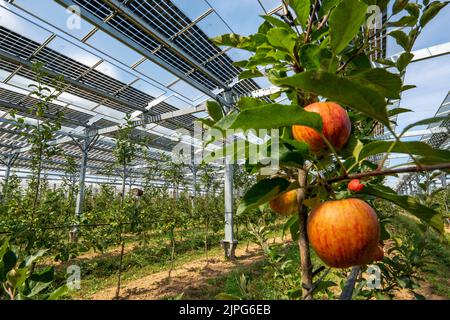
<box><xmin>70</xmin><ymin>0</ymin><xmax>261</xmax><ymax>94</ymax></box>
<box><xmin>0</xmin><ymin>26</ymin><xmax>41</xmax><ymax>60</ymax></box>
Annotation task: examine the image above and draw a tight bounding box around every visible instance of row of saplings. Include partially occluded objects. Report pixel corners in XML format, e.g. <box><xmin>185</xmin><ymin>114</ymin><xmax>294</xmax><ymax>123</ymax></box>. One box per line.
<box><xmin>269</xmin><ymin>101</ymin><xmax>383</xmax><ymax>268</ymax></box>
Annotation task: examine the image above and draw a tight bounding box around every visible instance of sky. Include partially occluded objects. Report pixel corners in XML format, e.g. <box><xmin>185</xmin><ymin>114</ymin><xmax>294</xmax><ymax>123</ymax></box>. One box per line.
<box><xmin>0</xmin><ymin>0</ymin><xmax>449</xmax><ymax>186</ymax></box>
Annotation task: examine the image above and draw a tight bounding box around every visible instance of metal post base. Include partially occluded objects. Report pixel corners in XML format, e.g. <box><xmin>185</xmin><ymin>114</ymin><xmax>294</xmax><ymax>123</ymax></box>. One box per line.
<box><xmin>69</xmin><ymin>228</ymin><xmax>78</xmax><ymax>243</ymax></box>
<box><xmin>221</xmin><ymin>240</ymin><xmax>238</xmax><ymax>260</ymax></box>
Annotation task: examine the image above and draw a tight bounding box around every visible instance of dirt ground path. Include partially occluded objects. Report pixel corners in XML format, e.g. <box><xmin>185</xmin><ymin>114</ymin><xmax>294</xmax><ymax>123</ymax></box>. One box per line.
<box><xmin>91</xmin><ymin>238</ymin><xmax>283</xmax><ymax>300</ymax></box>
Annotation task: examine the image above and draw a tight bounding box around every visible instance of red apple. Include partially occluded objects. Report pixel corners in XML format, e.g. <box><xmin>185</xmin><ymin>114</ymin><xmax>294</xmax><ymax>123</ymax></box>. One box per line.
<box><xmin>307</xmin><ymin>198</ymin><xmax>380</xmax><ymax>268</ymax></box>
<box><xmin>269</xmin><ymin>189</ymin><xmax>298</xmax><ymax>215</ymax></box>
<box><xmin>348</xmin><ymin>179</ymin><xmax>364</xmax><ymax>192</ymax></box>
<box><xmin>292</xmin><ymin>102</ymin><xmax>351</xmax><ymax>153</ymax></box>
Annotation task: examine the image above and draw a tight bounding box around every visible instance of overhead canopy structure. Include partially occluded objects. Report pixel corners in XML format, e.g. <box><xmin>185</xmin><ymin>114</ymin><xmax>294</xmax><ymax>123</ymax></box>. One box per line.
<box><xmin>0</xmin><ymin>0</ymin><xmax>269</xmax><ymax>185</ymax></box>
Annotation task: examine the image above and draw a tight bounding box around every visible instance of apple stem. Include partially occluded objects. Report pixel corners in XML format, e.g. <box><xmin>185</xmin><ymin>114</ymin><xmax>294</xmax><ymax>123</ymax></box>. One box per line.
<box><xmin>297</xmin><ymin>166</ymin><xmax>314</xmax><ymax>300</ymax></box>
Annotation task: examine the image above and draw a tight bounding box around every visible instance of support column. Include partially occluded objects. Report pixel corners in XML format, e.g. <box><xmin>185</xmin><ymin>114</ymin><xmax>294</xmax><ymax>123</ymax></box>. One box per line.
<box><xmin>221</xmin><ymin>162</ymin><xmax>237</xmax><ymax>259</ymax></box>
<box><xmin>70</xmin><ymin>131</ymin><xmax>98</xmax><ymax>241</ymax></box>
<box><xmin>192</xmin><ymin>161</ymin><xmax>197</xmax><ymax>211</ymax></box>
<box><xmin>220</xmin><ymin>91</ymin><xmax>238</xmax><ymax>259</ymax></box>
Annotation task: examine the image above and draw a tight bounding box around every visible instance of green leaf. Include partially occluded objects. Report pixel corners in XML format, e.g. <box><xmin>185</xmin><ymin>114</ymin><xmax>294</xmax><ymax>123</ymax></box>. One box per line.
<box><xmin>215</xmin><ymin>293</ymin><xmax>242</xmax><ymax>300</ymax></box>
<box><xmin>329</xmin><ymin>0</ymin><xmax>368</xmax><ymax>54</ymax></box>
<box><xmin>299</xmin><ymin>44</ymin><xmax>333</xmax><ymax>70</ymax></box>
<box><xmin>206</xmin><ymin>100</ymin><xmax>224</xmax><ymax>122</ymax></box>
<box><xmin>380</xmin><ymin>221</ymin><xmax>391</xmax><ymax>240</ymax></box>
<box><xmin>420</xmin><ymin>2</ymin><xmax>448</xmax><ymax>28</ymax></box>
<box><xmin>388</xmin><ymin>15</ymin><xmax>418</xmax><ymax>27</ymax></box>
<box><xmin>215</xmin><ymin>104</ymin><xmax>323</xmax><ymax>131</ymax></box>
<box><xmin>288</xmin><ymin>0</ymin><xmax>311</xmax><ymax>28</ymax></box>
<box><xmin>376</xmin><ymin>58</ymin><xmax>397</xmax><ymax>67</ymax></box>
<box><xmin>353</xmin><ymin>139</ymin><xmax>365</xmax><ymax>163</ymax></box>
<box><xmin>393</xmin><ymin>0</ymin><xmax>409</xmax><ymax>14</ymax></box>
<box><xmin>401</xmin><ymin>84</ymin><xmax>416</xmax><ymax>92</ymax></box>
<box><xmin>24</xmin><ymin>249</ymin><xmax>48</xmax><ymax>267</ymax></box>
<box><xmin>261</xmin><ymin>15</ymin><xmax>293</xmax><ymax>29</ymax></box>
<box><xmin>47</xmin><ymin>285</ymin><xmax>68</xmax><ymax>300</ymax></box>
<box><xmin>349</xmin><ymin>68</ymin><xmax>402</xmax><ymax>99</ymax></box>
<box><xmin>266</xmin><ymin>28</ymin><xmax>297</xmax><ymax>54</ymax></box>
<box><xmin>361</xmin><ymin>185</ymin><xmax>443</xmax><ymax>233</ymax></box>
<box><xmin>388</xmin><ymin>107</ymin><xmax>412</xmax><ymax>117</ymax></box>
<box><xmin>246</xmin><ymin>55</ymin><xmax>278</xmax><ymax>68</ymax></box>
<box><xmin>389</xmin><ymin>30</ymin><xmax>410</xmax><ymax>51</ymax></box>
<box><xmin>279</xmin><ymin>145</ymin><xmax>306</xmax><ymax>168</ymax></box>
<box><xmin>273</xmin><ymin>70</ymin><xmax>390</xmax><ymax>126</ymax></box>
<box><xmin>318</xmin><ymin>0</ymin><xmax>340</xmax><ymax>17</ymax></box>
<box><xmin>232</xmin><ymin>60</ymin><xmax>249</xmax><ymax>68</ymax></box>
<box><xmin>396</xmin><ymin>52</ymin><xmax>414</xmax><ymax>72</ymax></box>
<box><xmin>7</xmin><ymin>268</ymin><xmax>28</xmax><ymax>288</ymax></box>
<box><xmin>214</xmin><ymin>111</ymin><xmax>239</xmax><ymax>131</ymax></box>
<box><xmin>211</xmin><ymin>33</ymin><xmax>267</xmax><ymax>52</ymax></box>
<box><xmin>283</xmin><ymin>213</ymin><xmax>300</xmax><ymax>241</ymax></box>
<box><xmin>237</xmin><ymin>177</ymin><xmax>293</xmax><ymax>215</ymax></box>
<box><xmin>197</xmin><ymin>118</ymin><xmax>215</xmax><ymax>128</ymax></box>
<box><xmin>237</xmin><ymin>97</ymin><xmax>268</xmax><ymax>110</ymax></box>
<box><xmin>27</xmin><ymin>281</ymin><xmax>52</xmax><ymax>298</ymax></box>
<box><xmin>281</xmin><ymin>137</ymin><xmax>310</xmax><ymax>154</ymax></box>
<box><xmin>211</xmin><ymin>33</ymin><xmax>247</xmax><ymax>47</ymax></box>
<box><xmin>29</xmin><ymin>266</ymin><xmax>54</xmax><ymax>283</ymax></box>
<box><xmin>401</xmin><ymin>115</ymin><xmax>449</xmax><ymax>135</ymax></box>
<box><xmin>359</xmin><ymin>140</ymin><xmax>450</xmax><ymax>164</ymax></box>
<box><xmin>239</xmin><ymin>69</ymin><xmax>264</xmax><ymax>80</ymax></box>
<box><xmin>405</xmin><ymin>3</ymin><xmax>420</xmax><ymax>17</ymax></box>
<box><xmin>2</xmin><ymin>249</ymin><xmax>17</xmax><ymax>275</ymax></box>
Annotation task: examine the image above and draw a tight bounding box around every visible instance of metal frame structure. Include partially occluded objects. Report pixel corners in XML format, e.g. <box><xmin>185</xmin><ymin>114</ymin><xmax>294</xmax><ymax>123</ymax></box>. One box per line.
<box><xmin>0</xmin><ymin>0</ymin><xmax>266</xmax><ymax>257</ymax></box>
<box><xmin>0</xmin><ymin>0</ymin><xmax>448</xmax><ymax>257</ymax></box>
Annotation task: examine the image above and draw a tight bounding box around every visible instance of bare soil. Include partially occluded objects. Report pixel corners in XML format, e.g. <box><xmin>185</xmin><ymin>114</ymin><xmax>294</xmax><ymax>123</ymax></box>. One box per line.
<box><xmin>90</xmin><ymin>239</ymin><xmax>276</xmax><ymax>300</ymax></box>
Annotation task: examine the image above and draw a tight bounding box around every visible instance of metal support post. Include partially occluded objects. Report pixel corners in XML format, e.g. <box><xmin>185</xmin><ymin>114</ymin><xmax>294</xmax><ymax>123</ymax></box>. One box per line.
<box><xmin>70</xmin><ymin>131</ymin><xmax>98</xmax><ymax>242</ymax></box>
<box><xmin>219</xmin><ymin>91</ymin><xmax>238</xmax><ymax>259</ymax></box>
<box><xmin>192</xmin><ymin>161</ymin><xmax>197</xmax><ymax>210</ymax></box>
<box><xmin>221</xmin><ymin>162</ymin><xmax>238</xmax><ymax>259</ymax></box>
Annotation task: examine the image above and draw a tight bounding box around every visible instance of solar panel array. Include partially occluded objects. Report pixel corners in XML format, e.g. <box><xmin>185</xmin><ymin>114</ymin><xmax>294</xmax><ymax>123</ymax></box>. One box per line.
<box><xmin>0</xmin><ymin>0</ymin><xmax>266</xmax><ymax>182</ymax></box>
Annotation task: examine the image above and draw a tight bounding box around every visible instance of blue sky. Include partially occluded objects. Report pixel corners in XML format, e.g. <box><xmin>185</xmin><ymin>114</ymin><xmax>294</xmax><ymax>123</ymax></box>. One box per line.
<box><xmin>1</xmin><ymin>0</ymin><xmax>449</xmax><ymax>176</ymax></box>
